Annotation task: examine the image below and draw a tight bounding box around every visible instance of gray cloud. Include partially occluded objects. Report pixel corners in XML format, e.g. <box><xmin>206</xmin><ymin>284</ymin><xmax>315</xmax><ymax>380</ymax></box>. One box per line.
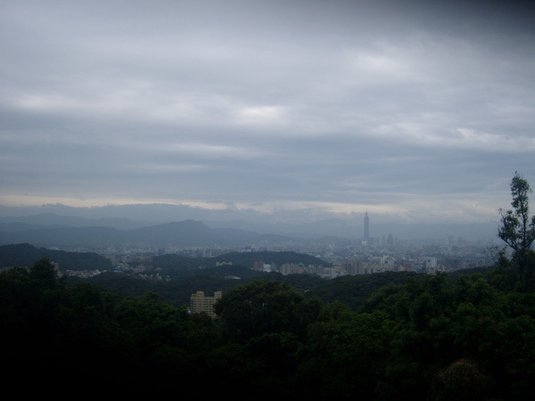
<box><xmin>1</xmin><ymin>0</ymin><xmax>535</xmax><ymax>223</ymax></box>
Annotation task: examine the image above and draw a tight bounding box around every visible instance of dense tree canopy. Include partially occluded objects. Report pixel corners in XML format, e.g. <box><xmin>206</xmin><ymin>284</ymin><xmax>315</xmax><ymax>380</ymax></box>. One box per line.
<box><xmin>1</xmin><ymin>257</ymin><xmax>534</xmax><ymax>399</ymax></box>
<box><xmin>214</xmin><ymin>280</ymin><xmax>321</xmax><ymax>339</ymax></box>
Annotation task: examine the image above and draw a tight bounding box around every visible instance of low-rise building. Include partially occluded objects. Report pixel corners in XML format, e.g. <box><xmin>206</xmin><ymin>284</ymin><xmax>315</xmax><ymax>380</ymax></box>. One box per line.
<box><xmin>190</xmin><ymin>290</ymin><xmax>222</xmax><ymax>318</ymax></box>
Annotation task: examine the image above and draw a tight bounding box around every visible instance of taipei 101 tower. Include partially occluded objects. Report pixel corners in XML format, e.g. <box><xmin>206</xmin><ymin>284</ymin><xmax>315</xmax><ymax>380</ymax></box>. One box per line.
<box><xmin>363</xmin><ymin>210</ymin><xmax>370</xmax><ymax>243</ymax></box>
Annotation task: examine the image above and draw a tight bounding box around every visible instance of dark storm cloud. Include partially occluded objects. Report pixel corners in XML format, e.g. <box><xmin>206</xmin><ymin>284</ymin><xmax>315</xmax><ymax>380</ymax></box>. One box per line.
<box><xmin>1</xmin><ymin>0</ymin><xmax>535</xmax><ymax>222</ymax></box>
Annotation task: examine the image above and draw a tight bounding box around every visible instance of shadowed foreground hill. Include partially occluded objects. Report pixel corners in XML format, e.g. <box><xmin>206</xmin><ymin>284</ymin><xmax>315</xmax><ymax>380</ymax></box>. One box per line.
<box><xmin>0</xmin><ymin>243</ymin><xmax>112</xmax><ymax>270</ymax></box>
<box><xmin>2</xmin><ymin>257</ymin><xmax>534</xmax><ymax>399</ymax></box>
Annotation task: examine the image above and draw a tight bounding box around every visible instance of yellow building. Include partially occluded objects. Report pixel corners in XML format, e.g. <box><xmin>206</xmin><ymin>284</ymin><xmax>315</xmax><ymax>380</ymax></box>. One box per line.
<box><xmin>190</xmin><ymin>290</ymin><xmax>222</xmax><ymax>318</ymax></box>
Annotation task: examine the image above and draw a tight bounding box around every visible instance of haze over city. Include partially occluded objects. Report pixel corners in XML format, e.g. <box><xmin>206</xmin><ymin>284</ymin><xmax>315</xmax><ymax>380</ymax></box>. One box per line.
<box><xmin>3</xmin><ymin>4</ymin><xmax>535</xmax><ymax>398</ymax></box>
<box><xmin>2</xmin><ymin>0</ymin><xmax>535</xmax><ymax>234</ymax></box>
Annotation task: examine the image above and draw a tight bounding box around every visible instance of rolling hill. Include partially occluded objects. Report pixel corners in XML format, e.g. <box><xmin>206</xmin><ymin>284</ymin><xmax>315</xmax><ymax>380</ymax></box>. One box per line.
<box><xmin>0</xmin><ymin>243</ymin><xmax>112</xmax><ymax>271</ymax></box>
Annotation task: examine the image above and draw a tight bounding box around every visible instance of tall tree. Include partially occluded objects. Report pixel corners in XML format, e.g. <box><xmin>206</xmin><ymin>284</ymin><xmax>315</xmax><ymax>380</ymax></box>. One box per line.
<box><xmin>498</xmin><ymin>172</ymin><xmax>535</xmax><ymax>253</ymax></box>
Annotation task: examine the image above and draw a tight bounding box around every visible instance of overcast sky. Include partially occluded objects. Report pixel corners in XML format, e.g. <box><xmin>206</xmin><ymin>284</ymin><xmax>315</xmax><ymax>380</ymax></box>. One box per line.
<box><xmin>1</xmin><ymin>0</ymin><xmax>535</xmax><ymax>224</ymax></box>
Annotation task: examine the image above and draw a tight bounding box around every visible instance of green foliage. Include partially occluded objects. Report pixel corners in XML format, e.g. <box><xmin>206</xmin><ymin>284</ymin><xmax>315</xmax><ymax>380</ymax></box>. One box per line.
<box><xmin>2</xmin><ymin>257</ymin><xmax>534</xmax><ymax>399</ymax></box>
<box><xmin>499</xmin><ymin>172</ymin><xmax>535</xmax><ymax>253</ymax></box>
<box><xmin>312</xmin><ymin>271</ymin><xmax>417</xmax><ymax>310</ymax></box>
<box><xmin>431</xmin><ymin>359</ymin><xmax>491</xmax><ymax>401</ymax></box>
<box><xmin>214</xmin><ymin>280</ymin><xmax>321</xmax><ymax>339</ymax></box>
<box><xmin>498</xmin><ymin>172</ymin><xmax>535</xmax><ymax>288</ymax></box>
<box><xmin>29</xmin><ymin>257</ymin><xmax>60</xmax><ymax>287</ymax></box>
<box><xmin>301</xmin><ymin>310</ymin><xmax>396</xmax><ymax>400</ymax></box>
<box><xmin>0</xmin><ymin>243</ymin><xmax>112</xmax><ymax>270</ymax></box>
<box><xmin>75</xmin><ymin>265</ymin><xmax>275</xmax><ymax>305</ymax></box>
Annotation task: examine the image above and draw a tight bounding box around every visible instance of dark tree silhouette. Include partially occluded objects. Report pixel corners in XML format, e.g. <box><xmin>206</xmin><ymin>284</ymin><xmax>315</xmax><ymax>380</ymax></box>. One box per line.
<box><xmin>498</xmin><ymin>172</ymin><xmax>535</xmax><ymax>284</ymax></box>
<box><xmin>499</xmin><ymin>172</ymin><xmax>535</xmax><ymax>252</ymax></box>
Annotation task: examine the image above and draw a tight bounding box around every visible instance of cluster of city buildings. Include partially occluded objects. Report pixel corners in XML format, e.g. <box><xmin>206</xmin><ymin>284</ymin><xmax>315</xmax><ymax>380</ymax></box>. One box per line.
<box><xmin>98</xmin><ymin>212</ymin><xmax>492</xmax><ymax>283</ymax></box>
<box><xmin>227</xmin><ymin>212</ymin><xmax>491</xmax><ymax>279</ymax></box>
<box><xmin>247</xmin><ymin>255</ymin><xmax>445</xmax><ymax>279</ymax></box>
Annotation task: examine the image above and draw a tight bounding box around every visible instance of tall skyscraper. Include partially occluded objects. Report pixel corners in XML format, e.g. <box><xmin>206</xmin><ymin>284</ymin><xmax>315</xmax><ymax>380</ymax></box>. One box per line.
<box><xmin>364</xmin><ymin>210</ymin><xmax>370</xmax><ymax>242</ymax></box>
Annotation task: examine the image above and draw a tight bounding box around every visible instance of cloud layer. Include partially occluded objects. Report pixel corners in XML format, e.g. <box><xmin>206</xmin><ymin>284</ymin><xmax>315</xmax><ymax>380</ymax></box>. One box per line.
<box><xmin>1</xmin><ymin>0</ymin><xmax>535</xmax><ymax>223</ymax></box>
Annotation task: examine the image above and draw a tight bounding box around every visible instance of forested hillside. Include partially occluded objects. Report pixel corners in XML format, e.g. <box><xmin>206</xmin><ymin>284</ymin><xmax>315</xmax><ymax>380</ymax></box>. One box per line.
<box><xmin>0</xmin><ymin>243</ymin><xmax>112</xmax><ymax>270</ymax></box>
<box><xmin>2</xmin><ymin>257</ymin><xmax>533</xmax><ymax>399</ymax></box>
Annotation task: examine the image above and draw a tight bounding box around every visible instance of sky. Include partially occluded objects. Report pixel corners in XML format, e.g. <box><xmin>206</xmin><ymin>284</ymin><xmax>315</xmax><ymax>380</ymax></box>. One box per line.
<box><xmin>1</xmin><ymin>0</ymin><xmax>535</xmax><ymax>225</ymax></box>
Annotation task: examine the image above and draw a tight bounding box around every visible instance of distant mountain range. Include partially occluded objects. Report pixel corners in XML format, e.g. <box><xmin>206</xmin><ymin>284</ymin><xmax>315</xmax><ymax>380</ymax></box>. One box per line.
<box><xmin>0</xmin><ymin>219</ymin><xmax>290</xmax><ymax>249</ymax></box>
<box><xmin>0</xmin><ymin>212</ymin><xmax>145</xmax><ymax>230</ymax></box>
<box><xmin>0</xmin><ymin>203</ymin><xmax>501</xmax><ymax>241</ymax></box>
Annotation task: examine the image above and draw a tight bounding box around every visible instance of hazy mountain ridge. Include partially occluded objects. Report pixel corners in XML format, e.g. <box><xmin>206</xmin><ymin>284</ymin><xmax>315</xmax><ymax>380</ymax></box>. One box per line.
<box><xmin>0</xmin><ymin>219</ymin><xmax>291</xmax><ymax>248</ymax></box>
<box><xmin>0</xmin><ymin>212</ymin><xmax>145</xmax><ymax>230</ymax></box>
<box><xmin>0</xmin><ymin>204</ymin><xmax>500</xmax><ymax>241</ymax></box>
